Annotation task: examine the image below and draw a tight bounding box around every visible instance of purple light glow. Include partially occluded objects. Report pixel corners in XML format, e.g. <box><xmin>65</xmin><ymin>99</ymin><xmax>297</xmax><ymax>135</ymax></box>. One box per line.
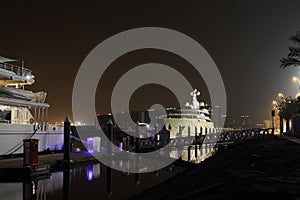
<box><xmin>86</xmin><ymin>166</ymin><xmax>93</xmax><ymax>181</ymax></box>
<box><xmin>87</xmin><ymin>137</ymin><xmax>93</xmax><ymax>153</ymax></box>
<box><xmin>119</xmin><ymin>143</ymin><xmax>123</xmax><ymax>151</ymax></box>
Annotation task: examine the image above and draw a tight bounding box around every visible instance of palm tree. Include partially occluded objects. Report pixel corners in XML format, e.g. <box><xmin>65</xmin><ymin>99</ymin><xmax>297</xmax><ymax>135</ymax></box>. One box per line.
<box><xmin>280</xmin><ymin>31</ymin><xmax>300</xmax><ymax>68</ymax></box>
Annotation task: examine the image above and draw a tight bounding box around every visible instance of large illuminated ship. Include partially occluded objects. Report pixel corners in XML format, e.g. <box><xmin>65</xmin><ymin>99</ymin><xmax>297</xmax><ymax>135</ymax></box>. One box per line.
<box><xmin>0</xmin><ymin>56</ymin><xmax>63</xmax><ymax>155</ymax></box>
<box><xmin>165</xmin><ymin>89</ymin><xmax>215</xmax><ymax>138</ymax></box>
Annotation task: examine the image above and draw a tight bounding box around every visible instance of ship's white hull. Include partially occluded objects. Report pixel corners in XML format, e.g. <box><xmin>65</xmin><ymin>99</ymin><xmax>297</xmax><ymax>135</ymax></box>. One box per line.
<box><xmin>165</xmin><ymin>118</ymin><xmax>215</xmax><ymax>138</ymax></box>
<box><xmin>0</xmin><ymin>124</ymin><xmax>64</xmax><ymax>155</ymax></box>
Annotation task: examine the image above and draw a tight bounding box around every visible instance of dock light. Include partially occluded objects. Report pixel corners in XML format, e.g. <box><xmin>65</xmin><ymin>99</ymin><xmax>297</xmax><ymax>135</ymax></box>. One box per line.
<box><xmin>87</xmin><ymin>137</ymin><xmax>94</xmax><ymax>153</ymax></box>
<box><xmin>296</xmin><ymin>92</ymin><xmax>300</xmax><ymax>98</ymax></box>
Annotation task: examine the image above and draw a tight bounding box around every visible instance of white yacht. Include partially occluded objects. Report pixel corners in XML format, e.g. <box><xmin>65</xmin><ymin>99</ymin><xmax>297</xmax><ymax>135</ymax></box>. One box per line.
<box><xmin>0</xmin><ymin>56</ymin><xmax>63</xmax><ymax>155</ymax></box>
<box><xmin>165</xmin><ymin>89</ymin><xmax>215</xmax><ymax>138</ymax></box>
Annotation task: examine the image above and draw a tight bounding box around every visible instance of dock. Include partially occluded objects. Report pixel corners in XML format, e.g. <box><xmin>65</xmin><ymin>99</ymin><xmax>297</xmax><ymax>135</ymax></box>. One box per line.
<box><xmin>130</xmin><ymin>136</ymin><xmax>300</xmax><ymax>199</ymax></box>
<box><xmin>0</xmin><ymin>152</ymin><xmax>97</xmax><ymax>181</ymax></box>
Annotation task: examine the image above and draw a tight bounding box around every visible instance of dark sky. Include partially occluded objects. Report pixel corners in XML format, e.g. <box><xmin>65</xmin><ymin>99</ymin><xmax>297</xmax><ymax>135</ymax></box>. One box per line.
<box><xmin>1</xmin><ymin>0</ymin><xmax>300</xmax><ymax>124</ymax></box>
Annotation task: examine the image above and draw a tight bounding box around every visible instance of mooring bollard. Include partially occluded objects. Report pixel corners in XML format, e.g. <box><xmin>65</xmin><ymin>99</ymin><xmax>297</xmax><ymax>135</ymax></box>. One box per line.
<box><xmin>64</xmin><ymin>116</ymin><xmax>71</xmax><ymax>163</ymax></box>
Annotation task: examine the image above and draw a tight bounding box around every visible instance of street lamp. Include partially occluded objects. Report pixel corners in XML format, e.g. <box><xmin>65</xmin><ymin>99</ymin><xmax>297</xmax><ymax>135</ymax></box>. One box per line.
<box><xmin>292</xmin><ymin>76</ymin><xmax>300</xmax><ymax>90</ymax></box>
<box><xmin>278</xmin><ymin>92</ymin><xmax>284</xmax><ymax>98</ymax></box>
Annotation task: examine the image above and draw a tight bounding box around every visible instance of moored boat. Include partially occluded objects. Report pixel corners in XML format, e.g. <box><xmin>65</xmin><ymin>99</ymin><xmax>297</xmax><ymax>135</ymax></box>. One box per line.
<box><xmin>0</xmin><ymin>56</ymin><xmax>63</xmax><ymax>155</ymax></box>
<box><xmin>165</xmin><ymin>89</ymin><xmax>215</xmax><ymax>138</ymax></box>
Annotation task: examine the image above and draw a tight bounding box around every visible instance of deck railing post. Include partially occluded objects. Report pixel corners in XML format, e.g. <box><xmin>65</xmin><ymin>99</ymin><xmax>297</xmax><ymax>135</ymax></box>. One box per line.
<box><xmin>195</xmin><ymin>127</ymin><xmax>198</xmax><ymax>158</ymax></box>
<box><xmin>135</xmin><ymin>124</ymin><xmax>139</xmax><ymax>152</ymax></box>
<box><xmin>106</xmin><ymin>119</ymin><xmax>113</xmax><ymax>196</ymax></box>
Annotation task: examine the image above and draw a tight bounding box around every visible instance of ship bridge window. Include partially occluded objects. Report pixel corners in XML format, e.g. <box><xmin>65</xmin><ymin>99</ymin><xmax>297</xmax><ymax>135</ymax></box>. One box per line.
<box><xmin>0</xmin><ymin>110</ymin><xmax>11</xmax><ymax>123</ymax></box>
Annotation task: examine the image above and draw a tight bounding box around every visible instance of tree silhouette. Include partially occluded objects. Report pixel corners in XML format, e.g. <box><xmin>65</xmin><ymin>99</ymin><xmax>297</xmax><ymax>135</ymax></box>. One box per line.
<box><xmin>280</xmin><ymin>31</ymin><xmax>300</xmax><ymax>68</ymax></box>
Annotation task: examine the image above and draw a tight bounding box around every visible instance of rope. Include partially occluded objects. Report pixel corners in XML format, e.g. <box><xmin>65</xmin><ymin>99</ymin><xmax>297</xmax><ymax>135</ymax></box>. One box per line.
<box><xmin>3</xmin><ymin>127</ymin><xmax>39</xmax><ymax>156</ymax></box>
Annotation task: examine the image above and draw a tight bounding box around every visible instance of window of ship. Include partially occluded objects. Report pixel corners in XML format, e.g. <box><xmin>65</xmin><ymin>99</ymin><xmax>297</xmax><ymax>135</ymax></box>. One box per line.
<box><xmin>0</xmin><ymin>110</ymin><xmax>3</xmax><ymax>122</ymax></box>
<box><xmin>24</xmin><ymin>111</ymin><xmax>28</xmax><ymax>120</ymax></box>
<box><xmin>0</xmin><ymin>110</ymin><xmax>11</xmax><ymax>123</ymax></box>
<box><xmin>14</xmin><ymin>110</ymin><xmax>19</xmax><ymax>119</ymax></box>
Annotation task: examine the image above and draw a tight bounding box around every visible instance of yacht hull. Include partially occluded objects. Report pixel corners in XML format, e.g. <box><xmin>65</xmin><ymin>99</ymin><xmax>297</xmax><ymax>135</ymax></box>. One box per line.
<box><xmin>0</xmin><ymin>124</ymin><xmax>64</xmax><ymax>155</ymax></box>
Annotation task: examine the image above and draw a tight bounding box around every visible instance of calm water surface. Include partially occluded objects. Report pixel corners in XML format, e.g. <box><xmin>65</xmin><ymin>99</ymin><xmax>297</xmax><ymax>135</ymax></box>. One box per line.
<box><xmin>0</xmin><ymin>162</ymin><xmax>178</xmax><ymax>200</ymax></box>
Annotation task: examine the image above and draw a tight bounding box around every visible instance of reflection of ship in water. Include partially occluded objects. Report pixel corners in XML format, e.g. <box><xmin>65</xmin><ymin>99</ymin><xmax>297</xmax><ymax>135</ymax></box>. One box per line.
<box><xmin>0</xmin><ymin>161</ymin><xmax>180</xmax><ymax>199</ymax></box>
<box><xmin>0</xmin><ymin>164</ymin><xmax>101</xmax><ymax>199</ymax></box>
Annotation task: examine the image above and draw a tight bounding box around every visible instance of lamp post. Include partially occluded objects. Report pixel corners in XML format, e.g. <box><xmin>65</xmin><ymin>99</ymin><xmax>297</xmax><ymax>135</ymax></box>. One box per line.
<box><xmin>278</xmin><ymin>92</ymin><xmax>284</xmax><ymax>99</ymax></box>
<box><xmin>292</xmin><ymin>76</ymin><xmax>300</xmax><ymax>90</ymax></box>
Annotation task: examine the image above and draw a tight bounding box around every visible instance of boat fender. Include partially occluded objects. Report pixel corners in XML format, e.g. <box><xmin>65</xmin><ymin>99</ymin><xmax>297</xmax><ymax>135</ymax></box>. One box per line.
<box><xmin>29</xmin><ymin>118</ymin><xmax>34</xmax><ymax>124</ymax></box>
<box><xmin>53</xmin><ymin>127</ymin><xmax>56</xmax><ymax>131</ymax></box>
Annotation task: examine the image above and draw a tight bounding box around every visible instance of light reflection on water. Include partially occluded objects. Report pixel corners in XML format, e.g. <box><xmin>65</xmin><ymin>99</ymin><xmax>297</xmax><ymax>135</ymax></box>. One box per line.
<box><xmin>0</xmin><ymin>162</ymin><xmax>176</xmax><ymax>200</ymax></box>
<box><xmin>0</xmin><ymin>145</ymin><xmax>216</xmax><ymax>200</ymax></box>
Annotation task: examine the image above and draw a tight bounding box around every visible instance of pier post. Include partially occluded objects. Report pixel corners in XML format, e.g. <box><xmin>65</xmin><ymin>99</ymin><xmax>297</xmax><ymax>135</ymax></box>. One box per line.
<box><xmin>280</xmin><ymin>115</ymin><xmax>283</xmax><ymax>136</ymax></box>
<box><xmin>63</xmin><ymin>116</ymin><xmax>71</xmax><ymax>163</ymax></box>
<box><xmin>135</xmin><ymin>155</ymin><xmax>141</xmax><ymax>186</ymax></box>
<box><xmin>107</xmin><ymin>119</ymin><xmax>113</xmax><ymax>154</ymax></box>
<box><xmin>135</xmin><ymin>124</ymin><xmax>139</xmax><ymax>152</ymax></box>
<box><xmin>188</xmin><ymin>146</ymin><xmax>191</xmax><ymax>162</ymax></box>
<box><xmin>63</xmin><ymin>168</ymin><xmax>70</xmax><ymax>200</ymax></box>
<box><xmin>23</xmin><ymin>180</ymin><xmax>38</xmax><ymax>200</ymax></box>
<box><xmin>179</xmin><ymin>125</ymin><xmax>182</xmax><ymax>157</ymax></box>
<box><xmin>106</xmin><ymin>119</ymin><xmax>113</xmax><ymax>196</ymax></box>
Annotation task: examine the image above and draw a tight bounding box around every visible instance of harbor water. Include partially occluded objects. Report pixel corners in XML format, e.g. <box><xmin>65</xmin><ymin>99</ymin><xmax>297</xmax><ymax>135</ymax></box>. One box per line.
<box><xmin>0</xmin><ymin>162</ymin><xmax>179</xmax><ymax>200</ymax></box>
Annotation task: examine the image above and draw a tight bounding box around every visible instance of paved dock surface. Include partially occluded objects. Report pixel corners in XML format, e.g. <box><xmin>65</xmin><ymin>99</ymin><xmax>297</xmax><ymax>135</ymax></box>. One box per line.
<box><xmin>131</xmin><ymin>136</ymin><xmax>300</xmax><ymax>200</ymax></box>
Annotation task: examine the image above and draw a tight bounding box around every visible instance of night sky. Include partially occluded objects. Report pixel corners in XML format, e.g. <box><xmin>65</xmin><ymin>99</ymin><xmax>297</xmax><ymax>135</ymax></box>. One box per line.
<box><xmin>1</xmin><ymin>1</ymin><xmax>300</xmax><ymax>125</ymax></box>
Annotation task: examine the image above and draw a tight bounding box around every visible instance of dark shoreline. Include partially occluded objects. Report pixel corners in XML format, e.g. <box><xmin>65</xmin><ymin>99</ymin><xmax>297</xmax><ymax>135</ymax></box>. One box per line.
<box><xmin>130</xmin><ymin>136</ymin><xmax>300</xmax><ymax>200</ymax></box>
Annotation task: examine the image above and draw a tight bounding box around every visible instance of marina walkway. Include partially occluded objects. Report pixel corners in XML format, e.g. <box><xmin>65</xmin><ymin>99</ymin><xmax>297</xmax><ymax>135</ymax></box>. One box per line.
<box><xmin>131</xmin><ymin>136</ymin><xmax>300</xmax><ymax>199</ymax></box>
<box><xmin>282</xmin><ymin>135</ymin><xmax>300</xmax><ymax>144</ymax></box>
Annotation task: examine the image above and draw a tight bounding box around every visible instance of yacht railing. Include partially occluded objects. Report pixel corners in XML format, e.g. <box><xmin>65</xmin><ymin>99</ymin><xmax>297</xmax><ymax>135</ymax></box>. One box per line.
<box><xmin>0</xmin><ymin>62</ymin><xmax>32</xmax><ymax>77</ymax></box>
